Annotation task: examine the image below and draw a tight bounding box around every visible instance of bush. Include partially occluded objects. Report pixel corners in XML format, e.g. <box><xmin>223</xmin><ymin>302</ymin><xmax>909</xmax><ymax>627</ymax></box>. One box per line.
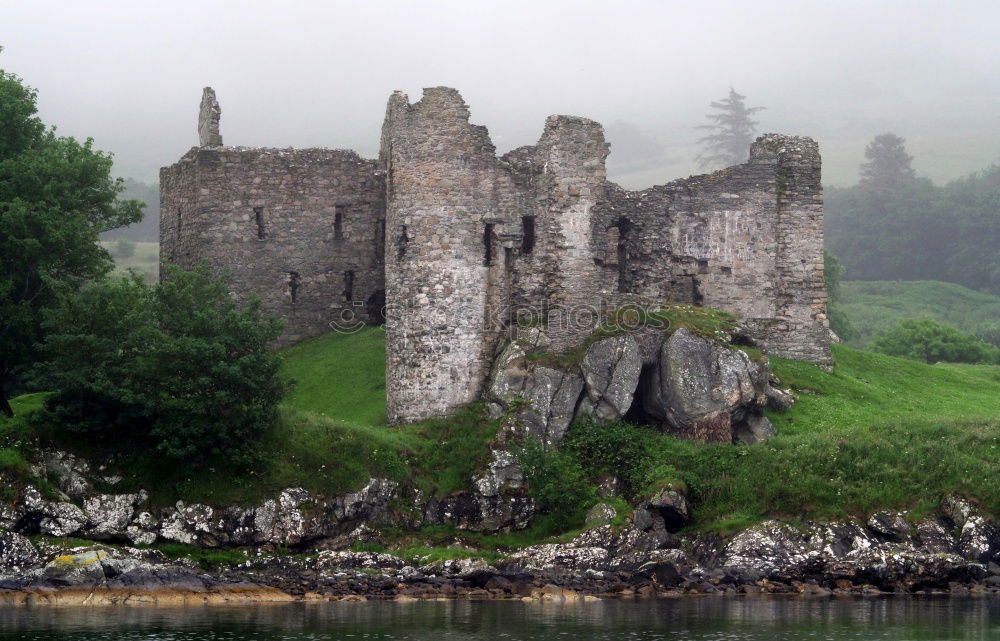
<box><xmin>873</xmin><ymin>318</ymin><xmax>1000</xmax><ymax>365</ymax></box>
<box><xmin>515</xmin><ymin>438</ymin><xmax>595</xmax><ymax>533</ymax></box>
<box><xmin>32</xmin><ymin>264</ymin><xmax>285</xmax><ymax>468</ymax></box>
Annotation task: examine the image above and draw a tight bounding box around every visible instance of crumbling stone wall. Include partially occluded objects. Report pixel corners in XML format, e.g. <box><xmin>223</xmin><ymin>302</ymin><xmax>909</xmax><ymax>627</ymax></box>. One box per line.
<box><xmin>162</xmin><ymin>86</ymin><xmax>830</xmax><ymax>425</ymax></box>
<box><xmin>161</xmin><ymin>92</ymin><xmax>385</xmax><ymax>347</ymax></box>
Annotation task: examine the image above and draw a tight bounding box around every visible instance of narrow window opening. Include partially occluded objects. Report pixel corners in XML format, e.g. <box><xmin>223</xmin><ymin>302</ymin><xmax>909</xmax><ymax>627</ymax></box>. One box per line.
<box><xmin>334</xmin><ymin>206</ymin><xmax>345</xmax><ymax>240</ymax></box>
<box><xmin>288</xmin><ymin>271</ymin><xmax>300</xmax><ymax>303</ymax></box>
<box><xmin>616</xmin><ymin>217</ymin><xmax>630</xmax><ymax>292</ymax></box>
<box><xmin>343</xmin><ymin>270</ymin><xmax>355</xmax><ymax>302</ymax></box>
<box><xmin>396</xmin><ymin>225</ymin><xmax>409</xmax><ymax>260</ymax></box>
<box><xmin>484</xmin><ymin>223</ymin><xmax>495</xmax><ymax>266</ymax></box>
<box><xmin>254</xmin><ymin>207</ymin><xmax>266</xmax><ymax>240</ymax></box>
<box><xmin>521</xmin><ymin>216</ymin><xmax>535</xmax><ymax>254</ymax></box>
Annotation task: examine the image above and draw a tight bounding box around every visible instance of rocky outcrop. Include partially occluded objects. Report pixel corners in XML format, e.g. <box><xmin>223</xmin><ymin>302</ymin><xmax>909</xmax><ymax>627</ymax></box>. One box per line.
<box><xmin>486</xmin><ymin>335</ymin><xmax>583</xmax><ymax>446</ymax></box>
<box><xmin>578</xmin><ymin>335</ymin><xmax>642</xmax><ymax>421</ymax></box>
<box><xmin>642</xmin><ymin>328</ymin><xmax>773</xmax><ymax>442</ymax></box>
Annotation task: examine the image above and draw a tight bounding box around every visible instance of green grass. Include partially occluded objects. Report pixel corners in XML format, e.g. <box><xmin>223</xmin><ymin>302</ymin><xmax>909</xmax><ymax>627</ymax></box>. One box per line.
<box><xmin>839</xmin><ymin>280</ymin><xmax>1000</xmax><ymax>348</ymax></box>
<box><xmin>565</xmin><ymin>344</ymin><xmax>1000</xmax><ymax>533</ymax></box>
<box><xmin>6</xmin><ymin>322</ymin><xmax>1000</xmax><ymax>543</ymax></box>
<box><xmin>280</xmin><ymin>328</ymin><xmax>388</xmax><ymax>427</ymax></box>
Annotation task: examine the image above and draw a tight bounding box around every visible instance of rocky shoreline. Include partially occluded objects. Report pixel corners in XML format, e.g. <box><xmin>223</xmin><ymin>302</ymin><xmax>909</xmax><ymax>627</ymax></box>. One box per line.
<box><xmin>4</xmin><ymin>494</ymin><xmax>999</xmax><ymax>606</ymax></box>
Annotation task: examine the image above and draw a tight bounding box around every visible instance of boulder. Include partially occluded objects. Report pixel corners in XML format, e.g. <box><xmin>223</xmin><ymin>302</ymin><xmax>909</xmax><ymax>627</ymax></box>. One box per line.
<box><xmin>636</xmin><ymin>486</ymin><xmax>690</xmax><ymax>533</ymax></box>
<box><xmin>642</xmin><ymin>328</ymin><xmax>770</xmax><ymax>443</ymax></box>
<box><xmin>486</xmin><ymin>339</ymin><xmax>584</xmax><ymax>445</ymax></box>
<box><xmin>733</xmin><ymin>414</ymin><xmax>776</xmax><ymax>445</ymax></box>
<box><xmin>83</xmin><ymin>492</ymin><xmax>147</xmax><ymax>540</ymax></box>
<box><xmin>578</xmin><ymin>335</ymin><xmax>642</xmax><ymax>421</ymax></box>
<box><xmin>584</xmin><ymin>503</ymin><xmax>618</xmax><ymax>527</ymax></box>
<box><xmin>0</xmin><ymin>532</ymin><xmax>40</xmax><ymax>573</ymax></box>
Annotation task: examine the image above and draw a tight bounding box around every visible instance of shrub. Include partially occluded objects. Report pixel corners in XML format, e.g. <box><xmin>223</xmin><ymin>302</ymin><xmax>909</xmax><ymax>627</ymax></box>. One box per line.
<box><xmin>32</xmin><ymin>264</ymin><xmax>285</xmax><ymax>468</ymax></box>
<box><xmin>515</xmin><ymin>438</ymin><xmax>595</xmax><ymax>533</ymax></box>
<box><xmin>873</xmin><ymin>318</ymin><xmax>1000</xmax><ymax>364</ymax></box>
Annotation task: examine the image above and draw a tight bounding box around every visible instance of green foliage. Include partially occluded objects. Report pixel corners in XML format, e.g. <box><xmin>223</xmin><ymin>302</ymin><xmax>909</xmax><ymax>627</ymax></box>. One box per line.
<box><xmin>696</xmin><ymin>87</ymin><xmax>764</xmax><ymax>170</ymax></box>
<box><xmin>399</xmin><ymin>403</ymin><xmax>501</xmax><ymax>498</ymax></box>
<box><xmin>32</xmin><ymin>265</ymin><xmax>285</xmax><ymax>469</ymax></box>
<box><xmin>514</xmin><ymin>438</ymin><xmax>596</xmax><ymax>534</ymax></box>
<box><xmin>836</xmin><ymin>280</ymin><xmax>1000</xmax><ymax>349</ymax></box>
<box><xmin>0</xmin><ymin>67</ymin><xmax>143</xmax><ymax>416</ymax></box>
<box><xmin>562</xmin><ymin>418</ymin><xmax>658</xmax><ymax>499</ymax></box>
<box><xmin>872</xmin><ymin>318</ymin><xmax>999</xmax><ymax>365</ymax></box>
<box><xmin>824</xmin><ymin>250</ymin><xmax>844</xmax><ymax>302</ymax></box>
<box><xmin>826</xmin><ymin>162</ymin><xmax>1000</xmax><ymax>295</ymax></box>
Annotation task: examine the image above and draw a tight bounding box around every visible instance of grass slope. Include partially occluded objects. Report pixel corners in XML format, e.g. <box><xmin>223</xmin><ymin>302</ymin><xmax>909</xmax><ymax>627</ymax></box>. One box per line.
<box><xmin>839</xmin><ymin>280</ymin><xmax>1000</xmax><ymax>348</ymax></box>
<box><xmin>656</xmin><ymin>345</ymin><xmax>1000</xmax><ymax>530</ymax></box>
<box><xmin>4</xmin><ymin>326</ymin><xmax>999</xmax><ymax>539</ymax></box>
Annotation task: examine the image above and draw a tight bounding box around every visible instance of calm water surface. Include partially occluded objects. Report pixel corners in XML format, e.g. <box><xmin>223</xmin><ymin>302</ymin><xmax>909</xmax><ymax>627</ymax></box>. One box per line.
<box><xmin>1</xmin><ymin>598</ymin><xmax>999</xmax><ymax>640</ymax></box>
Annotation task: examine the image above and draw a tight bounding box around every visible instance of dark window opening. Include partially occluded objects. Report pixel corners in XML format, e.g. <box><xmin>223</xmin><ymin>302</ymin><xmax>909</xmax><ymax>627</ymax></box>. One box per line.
<box><xmin>366</xmin><ymin>289</ymin><xmax>386</xmax><ymax>325</ymax></box>
<box><xmin>254</xmin><ymin>207</ymin><xmax>266</xmax><ymax>240</ymax></box>
<box><xmin>288</xmin><ymin>271</ymin><xmax>300</xmax><ymax>303</ymax></box>
<box><xmin>343</xmin><ymin>270</ymin><xmax>355</xmax><ymax>302</ymax></box>
<box><xmin>396</xmin><ymin>225</ymin><xmax>409</xmax><ymax>260</ymax></box>
<box><xmin>334</xmin><ymin>206</ymin><xmax>345</xmax><ymax>239</ymax></box>
<box><xmin>484</xmin><ymin>223</ymin><xmax>495</xmax><ymax>266</ymax></box>
<box><xmin>521</xmin><ymin>216</ymin><xmax>535</xmax><ymax>254</ymax></box>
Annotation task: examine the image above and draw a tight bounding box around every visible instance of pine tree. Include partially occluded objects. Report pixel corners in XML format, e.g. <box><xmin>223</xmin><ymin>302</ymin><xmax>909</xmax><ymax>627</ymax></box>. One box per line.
<box><xmin>696</xmin><ymin>87</ymin><xmax>764</xmax><ymax>170</ymax></box>
<box><xmin>859</xmin><ymin>133</ymin><xmax>916</xmax><ymax>189</ymax></box>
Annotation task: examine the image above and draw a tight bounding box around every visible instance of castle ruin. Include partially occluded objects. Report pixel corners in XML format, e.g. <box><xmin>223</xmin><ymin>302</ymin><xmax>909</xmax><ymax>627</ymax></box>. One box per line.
<box><xmin>161</xmin><ymin>87</ymin><xmax>830</xmax><ymax>425</ymax></box>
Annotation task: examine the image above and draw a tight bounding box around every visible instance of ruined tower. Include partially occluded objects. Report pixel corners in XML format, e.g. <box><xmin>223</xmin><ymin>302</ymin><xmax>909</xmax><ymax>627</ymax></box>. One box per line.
<box><xmin>162</xmin><ymin>85</ymin><xmax>831</xmax><ymax>426</ymax></box>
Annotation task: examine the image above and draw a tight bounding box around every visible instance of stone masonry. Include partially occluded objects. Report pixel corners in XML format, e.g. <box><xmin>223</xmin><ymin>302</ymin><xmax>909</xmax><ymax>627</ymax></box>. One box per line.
<box><xmin>161</xmin><ymin>86</ymin><xmax>830</xmax><ymax>424</ymax></box>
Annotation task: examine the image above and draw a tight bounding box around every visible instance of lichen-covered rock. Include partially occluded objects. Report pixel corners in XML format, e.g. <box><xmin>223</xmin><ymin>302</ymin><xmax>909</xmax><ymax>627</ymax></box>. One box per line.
<box><xmin>39</xmin><ymin>450</ymin><xmax>93</xmax><ymax>500</ymax></box>
<box><xmin>578</xmin><ymin>334</ymin><xmax>642</xmax><ymax>421</ymax></box>
<box><xmin>584</xmin><ymin>503</ymin><xmax>617</xmax><ymax>527</ymax></box>
<box><xmin>0</xmin><ymin>532</ymin><xmax>40</xmax><ymax>573</ymax></box>
<box><xmin>643</xmin><ymin>328</ymin><xmax>770</xmax><ymax>442</ymax></box>
<box><xmin>943</xmin><ymin>495</ymin><xmax>1000</xmax><ymax>563</ymax></box>
<box><xmin>83</xmin><ymin>492</ymin><xmax>147</xmax><ymax>540</ymax></box>
<box><xmin>867</xmin><ymin>510</ymin><xmax>912</xmax><ymax>542</ymax></box>
<box><xmin>316</xmin><ymin>550</ymin><xmax>406</xmax><ymax>572</ymax></box>
<box><xmin>159</xmin><ymin>501</ymin><xmax>215</xmax><ymax>545</ymax></box>
<box><xmin>486</xmin><ymin>339</ymin><xmax>583</xmax><ymax>445</ymax></box>
<box><xmin>19</xmin><ymin>487</ymin><xmax>88</xmax><ymax>537</ymax></box>
<box><xmin>474</xmin><ymin>450</ymin><xmax>523</xmax><ymax>498</ymax></box>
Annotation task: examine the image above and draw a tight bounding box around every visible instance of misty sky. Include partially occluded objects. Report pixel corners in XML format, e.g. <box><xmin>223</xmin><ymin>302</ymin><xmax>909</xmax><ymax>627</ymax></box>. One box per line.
<box><xmin>2</xmin><ymin>0</ymin><xmax>998</xmax><ymax>189</ymax></box>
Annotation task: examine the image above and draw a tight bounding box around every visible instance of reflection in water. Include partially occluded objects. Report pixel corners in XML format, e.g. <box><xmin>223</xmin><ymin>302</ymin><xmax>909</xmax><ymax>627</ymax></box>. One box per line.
<box><xmin>1</xmin><ymin>598</ymin><xmax>999</xmax><ymax>640</ymax></box>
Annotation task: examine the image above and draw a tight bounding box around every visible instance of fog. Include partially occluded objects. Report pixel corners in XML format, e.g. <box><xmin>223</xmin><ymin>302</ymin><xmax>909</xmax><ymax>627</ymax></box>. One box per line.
<box><xmin>2</xmin><ymin>0</ymin><xmax>998</xmax><ymax>188</ymax></box>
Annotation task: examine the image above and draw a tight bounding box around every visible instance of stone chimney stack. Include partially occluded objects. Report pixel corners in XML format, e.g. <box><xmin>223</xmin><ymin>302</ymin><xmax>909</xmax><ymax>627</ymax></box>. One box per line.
<box><xmin>198</xmin><ymin>87</ymin><xmax>222</xmax><ymax>148</ymax></box>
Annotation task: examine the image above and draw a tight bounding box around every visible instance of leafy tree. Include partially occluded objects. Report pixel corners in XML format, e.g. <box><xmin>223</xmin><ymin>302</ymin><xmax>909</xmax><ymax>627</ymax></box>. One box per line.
<box><xmin>0</xmin><ymin>66</ymin><xmax>142</xmax><ymax>416</ymax></box>
<box><xmin>859</xmin><ymin>133</ymin><xmax>916</xmax><ymax>190</ymax></box>
<box><xmin>872</xmin><ymin>318</ymin><xmax>999</xmax><ymax>365</ymax></box>
<box><xmin>32</xmin><ymin>265</ymin><xmax>285</xmax><ymax>468</ymax></box>
<box><xmin>696</xmin><ymin>87</ymin><xmax>764</xmax><ymax>170</ymax></box>
<box><xmin>824</xmin><ymin>250</ymin><xmax>844</xmax><ymax>302</ymax></box>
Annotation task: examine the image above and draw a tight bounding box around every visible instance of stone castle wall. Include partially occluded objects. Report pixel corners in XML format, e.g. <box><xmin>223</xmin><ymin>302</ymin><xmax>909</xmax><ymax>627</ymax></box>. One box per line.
<box><xmin>162</xmin><ymin>86</ymin><xmax>830</xmax><ymax>425</ymax></box>
<box><xmin>160</xmin><ymin>140</ymin><xmax>385</xmax><ymax>347</ymax></box>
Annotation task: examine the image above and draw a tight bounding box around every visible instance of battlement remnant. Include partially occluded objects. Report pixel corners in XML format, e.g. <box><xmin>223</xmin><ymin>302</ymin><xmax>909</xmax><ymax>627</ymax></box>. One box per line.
<box><xmin>162</xmin><ymin>86</ymin><xmax>831</xmax><ymax>425</ymax></box>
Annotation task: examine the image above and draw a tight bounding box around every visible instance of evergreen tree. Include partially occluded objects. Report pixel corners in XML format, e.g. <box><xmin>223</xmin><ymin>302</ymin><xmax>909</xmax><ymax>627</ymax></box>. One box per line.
<box><xmin>696</xmin><ymin>87</ymin><xmax>764</xmax><ymax>170</ymax></box>
<box><xmin>859</xmin><ymin>133</ymin><xmax>916</xmax><ymax>189</ymax></box>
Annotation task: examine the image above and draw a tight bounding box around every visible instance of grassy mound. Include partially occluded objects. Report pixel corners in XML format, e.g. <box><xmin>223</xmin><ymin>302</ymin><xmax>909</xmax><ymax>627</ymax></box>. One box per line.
<box><xmin>4</xmin><ymin>322</ymin><xmax>999</xmax><ymax>539</ymax></box>
<box><xmin>839</xmin><ymin>280</ymin><xmax>1000</xmax><ymax>348</ymax></box>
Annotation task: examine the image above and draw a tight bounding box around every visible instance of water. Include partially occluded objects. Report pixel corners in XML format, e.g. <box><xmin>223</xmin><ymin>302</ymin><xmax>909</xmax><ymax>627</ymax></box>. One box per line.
<box><xmin>1</xmin><ymin>598</ymin><xmax>998</xmax><ymax>640</ymax></box>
